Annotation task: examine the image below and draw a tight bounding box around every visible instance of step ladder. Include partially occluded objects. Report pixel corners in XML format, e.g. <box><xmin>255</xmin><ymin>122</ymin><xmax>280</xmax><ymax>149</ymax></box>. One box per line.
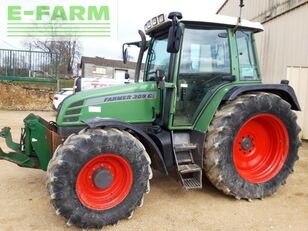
<box><xmin>172</xmin><ymin>132</ymin><xmax>202</xmax><ymax>190</ymax></box>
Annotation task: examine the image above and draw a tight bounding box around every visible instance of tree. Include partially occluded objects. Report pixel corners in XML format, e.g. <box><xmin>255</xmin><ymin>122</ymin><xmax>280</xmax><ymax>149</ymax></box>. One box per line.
<box><xmin>23</xmin><ymin>39</ymin><xmax>82</xmax><ymax>78</ymax></box>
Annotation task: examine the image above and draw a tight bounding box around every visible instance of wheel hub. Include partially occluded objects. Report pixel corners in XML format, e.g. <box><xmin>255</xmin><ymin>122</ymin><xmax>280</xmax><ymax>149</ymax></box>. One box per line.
<box><xmin>76</xmin><ymin>154</ymin><xmax>133</xmax><ymax>211</ymax></box>
<box><xmin>241</xmin><ymin>137</ymin><xmax>253</xmax><ymax>151</ymax></box>
<box><xmin>93</xmin><ymin>168</ymin><xmax>113</xmax><ymax>189</ymax></box>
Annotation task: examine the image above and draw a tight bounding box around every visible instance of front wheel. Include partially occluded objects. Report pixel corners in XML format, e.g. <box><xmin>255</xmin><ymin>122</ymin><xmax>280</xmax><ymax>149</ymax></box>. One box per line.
<box><xmin>204</xmin><ymin>92</ymin><xmax>301</xmax><ymax>199</ymax></box>
<box><xmin>47</xmin><ymin>128</ymin><xmax>152</xmax><ymax>228</ymax></box>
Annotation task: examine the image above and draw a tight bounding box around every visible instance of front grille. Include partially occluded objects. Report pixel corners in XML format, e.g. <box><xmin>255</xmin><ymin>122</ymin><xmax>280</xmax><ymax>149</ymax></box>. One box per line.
<box><xmin>65</xmin><ymin>108</ymin><xmax>81</xmax><ymax>115</ymax></box>
<box><xmin>69</xmin><ymin>100</ymin><xmax>84</xmax><ymax>108</ymax></box>
<box><xmin>63</xmin><ymin>117</ymin><xmax>79</xmax><ymax>122</ymax></box>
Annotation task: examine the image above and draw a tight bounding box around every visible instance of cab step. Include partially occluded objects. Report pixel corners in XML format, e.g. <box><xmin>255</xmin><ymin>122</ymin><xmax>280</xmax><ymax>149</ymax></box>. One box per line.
<box><xmin>174</xmin><ymin>143</ymin><xmax>197</xmax><ymax>152</ymax></box>
<box><xmin>178</xmin><ymin>163</ymin><xmax>201</xmax><ymax>174</ymax></box>
<box><xmin>172</xmin><ymin>132</ymin><xmax>202</xmax><ymax>190</ymax></box>
<box><xmin>182</xmin><ymin>178</ymin><xmax>201</xmax><ymax>189</ymax></box>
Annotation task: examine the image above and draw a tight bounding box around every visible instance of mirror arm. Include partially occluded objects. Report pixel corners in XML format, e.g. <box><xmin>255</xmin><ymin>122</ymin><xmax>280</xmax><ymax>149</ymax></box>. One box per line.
<box><xmin>122</xmin><ymin>44</ymin><xmax>127</xmax><ymax>64</ymax></box>
<box><xmin>134</xmin><ymin>30</ymin><xmax>147</xmax><ymax>83</ymax></box>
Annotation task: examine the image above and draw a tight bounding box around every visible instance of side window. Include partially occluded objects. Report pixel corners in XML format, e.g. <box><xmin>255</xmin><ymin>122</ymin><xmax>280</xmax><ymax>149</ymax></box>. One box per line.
<box><xmin>236</xmin><ymin>31</ymin><xmax>259</xmax><ymax>80</ymax></box>
<box><xmin>180</xmin><ymin>29</ymin><xmax>231</xmax><ymax>74</ymax></box>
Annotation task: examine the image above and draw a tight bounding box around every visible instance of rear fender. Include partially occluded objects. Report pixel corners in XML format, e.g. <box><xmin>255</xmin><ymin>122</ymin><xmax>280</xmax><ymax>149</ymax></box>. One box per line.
<box><xmin>194</xmin><ymin>83</ymin><xmax>300</xmax><ymax>133</ymax></box>
<box><xmin>223</xmin><ymin>84</ymin><xmax>301</xmax><ymax>111</ymax></box>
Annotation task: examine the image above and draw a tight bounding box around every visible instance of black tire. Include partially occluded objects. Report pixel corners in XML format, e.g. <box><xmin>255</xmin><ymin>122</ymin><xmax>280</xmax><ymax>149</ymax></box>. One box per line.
<box><xmin>47</xmin><ymin>128</ymin><xmax>152</xmax><ymax>228</ymax></box>
<box><xmin>204</xmin><ymin>92</ymin><xmax>301</xmax><ymax>200</ymax></box>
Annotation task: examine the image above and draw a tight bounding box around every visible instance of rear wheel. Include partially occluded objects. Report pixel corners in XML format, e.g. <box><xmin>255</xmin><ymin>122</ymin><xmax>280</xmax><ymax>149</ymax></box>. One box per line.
<box><xmin>204</xmin><ymin>92</ymin><xmax>301</xmax><ymax>199</ymax></box>
<box><xmin>47</xmin><ymin>128</ymin><xmax>152</xmax><ymax>228</ymax></box>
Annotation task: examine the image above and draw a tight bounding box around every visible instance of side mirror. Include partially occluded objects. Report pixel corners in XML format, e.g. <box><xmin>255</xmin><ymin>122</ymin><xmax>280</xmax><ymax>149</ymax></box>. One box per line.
<box><xmin>155</xmin><ymin>69</ymin><xmax>166</xmax><ymax>90</ymax></box>
<box><xmin>122</xmin><ymin>47</ymin><xmax>128</xmax><ymax>64</ymax></box>
<box><xmin>167</xmin><ymin>12</ymin><xmax>183</xmax><ymax>53</ymax></box>
<box><xmin>75</xmin><ymin>77</ymin><xmax>81</xmax><ymax>92</ymax></box>
<box><xmin>155</xmin><ymin>69</ymin><xmax>165</xmax><ymax>81</ymax></box>
<box><xmin>125</xmin><ymin>72</ymin><xmax>130</xmax><ymax>79</ymax></box>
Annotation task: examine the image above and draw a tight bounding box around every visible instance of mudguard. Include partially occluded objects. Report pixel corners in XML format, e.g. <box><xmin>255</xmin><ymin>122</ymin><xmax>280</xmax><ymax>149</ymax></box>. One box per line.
<box><xmin>82</xmin><ymin>118</ymin><xmax>168</xmax><ymax>175</ymax></box>
<box><xmin>223</xmin><ymin>84</ymin><xmax>301</xmax><ymax>111</ymax></box>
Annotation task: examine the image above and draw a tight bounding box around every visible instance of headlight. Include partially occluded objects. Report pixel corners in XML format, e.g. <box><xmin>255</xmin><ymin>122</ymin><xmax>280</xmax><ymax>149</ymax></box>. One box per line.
<box><xmin>152</xmin><ymin>17</ymin><xmax>158</xmax><ymax>26</ymax></box>
<box><xmin>158</xmin><ymin>14</ymin><xmax>165</xmax><ymax>23</ymax></box>
<box><xmin>144</xmin><ymin>20</ymin><xmax>152</xmax><ymax>31</ymax></box>
<box><xmin>144</xmin><ymin>13</ymin><xmax>168</xmax><ymax>33</ymax></box>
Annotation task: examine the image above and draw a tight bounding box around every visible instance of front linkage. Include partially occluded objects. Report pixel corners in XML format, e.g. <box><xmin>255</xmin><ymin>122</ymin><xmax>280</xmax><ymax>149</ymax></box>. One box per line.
<box><xmin>0</xmin><ymin>113</ymin><xmax>60</xmax><ymax>170</ymax></box>
<box><xmin>0</xmin><ymin>126</ymin><xmax>37</xmax><ymax>168</ymax></box>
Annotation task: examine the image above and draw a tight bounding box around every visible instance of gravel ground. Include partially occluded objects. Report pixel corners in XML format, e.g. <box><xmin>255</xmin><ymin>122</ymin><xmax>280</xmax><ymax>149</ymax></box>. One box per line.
<box><xmin>0</xmin><ymin>110</ymin><xmax>307</xmax><ymax>231</ymax></box>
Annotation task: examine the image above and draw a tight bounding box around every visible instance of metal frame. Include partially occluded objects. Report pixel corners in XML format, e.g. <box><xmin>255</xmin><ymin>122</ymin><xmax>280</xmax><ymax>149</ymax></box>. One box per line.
<box><xmin>0</xmin><ymin>48</ymin><xmax>59</xmax><ymax>83</ymax></box>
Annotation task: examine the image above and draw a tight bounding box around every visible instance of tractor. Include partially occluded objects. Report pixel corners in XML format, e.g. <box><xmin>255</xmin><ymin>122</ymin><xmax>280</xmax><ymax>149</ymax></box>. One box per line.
<box><xmin>0</xmin><ymin>12</ymin><xmax>301</xmax><ymax>229</ymax></box>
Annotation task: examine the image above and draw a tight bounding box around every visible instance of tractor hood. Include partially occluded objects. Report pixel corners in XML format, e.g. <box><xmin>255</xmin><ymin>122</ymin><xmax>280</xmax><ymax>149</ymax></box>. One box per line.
<box><xmin>56</xmin><ymin>82</ymin><xmax>160</xmax><ymax>127</ymax></box>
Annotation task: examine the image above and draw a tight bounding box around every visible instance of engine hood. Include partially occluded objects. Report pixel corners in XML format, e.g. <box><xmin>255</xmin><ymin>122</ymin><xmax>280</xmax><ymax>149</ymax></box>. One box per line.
<box><xmin>57</xmin><ymin>81</ymin><xmax>160</xmax><ymax>127</ymax></box>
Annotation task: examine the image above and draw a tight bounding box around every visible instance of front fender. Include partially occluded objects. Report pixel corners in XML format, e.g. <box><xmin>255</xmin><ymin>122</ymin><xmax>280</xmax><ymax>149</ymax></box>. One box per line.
<box><xmin>82</xmin><ymin>118</ymin><xmax>168</xmax><ymax>175</ymax></box>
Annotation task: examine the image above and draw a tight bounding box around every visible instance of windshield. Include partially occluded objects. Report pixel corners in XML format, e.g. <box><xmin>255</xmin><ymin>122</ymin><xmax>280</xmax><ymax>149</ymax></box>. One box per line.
<box><xmin>145</xmin><ymin>36</ymin><xmax>170</xmax><ymax>81</ymax></box>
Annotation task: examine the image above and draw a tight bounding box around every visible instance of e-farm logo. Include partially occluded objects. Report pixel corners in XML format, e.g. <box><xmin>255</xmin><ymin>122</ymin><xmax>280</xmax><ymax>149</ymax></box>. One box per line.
<box><xmin>6</xmin><ymin>4</ymin><xmax>115</xmax><ymax>38</ymax></box>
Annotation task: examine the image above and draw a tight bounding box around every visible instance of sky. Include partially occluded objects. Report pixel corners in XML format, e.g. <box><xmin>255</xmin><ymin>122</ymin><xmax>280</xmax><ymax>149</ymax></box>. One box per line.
<box><xmin>0</xmin><ymin>0</ymin><xmax>225</xmax><ymax>60</ymax></box>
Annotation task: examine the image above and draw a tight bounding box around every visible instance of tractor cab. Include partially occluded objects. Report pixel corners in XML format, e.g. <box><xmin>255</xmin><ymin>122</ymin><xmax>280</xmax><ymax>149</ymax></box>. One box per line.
<box><xmin>126</xmin><ymin>13</ymin><xmax>264</xmax><ymax>129</ymax></box>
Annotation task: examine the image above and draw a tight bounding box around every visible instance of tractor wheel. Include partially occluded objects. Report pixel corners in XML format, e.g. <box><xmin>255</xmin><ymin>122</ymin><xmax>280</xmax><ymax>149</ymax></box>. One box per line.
<box><xmin>204</xmin><ymin>92</ymin><xmax>301</xmax><ymax>200</ymax></box>
<box><xmin>47</xmin><ymin>128</ymin><xmax>152</xmax><ymax>229</ymax></box>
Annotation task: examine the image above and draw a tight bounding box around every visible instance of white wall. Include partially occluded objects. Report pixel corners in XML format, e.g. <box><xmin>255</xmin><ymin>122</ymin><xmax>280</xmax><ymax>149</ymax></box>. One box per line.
<box><xmin>218</xmin><ymin>0</ymin><xmax>308</xmax><ymax>22</ymax></box>
<box><xmin>255</xmin><ymin>3</ymin><xmax>308</xmax><ymax>84</ymax></box>
<box><xmin>287</xmin><ymin>66</ymin><xmax>308</xmax><ymax>139</ymax></box>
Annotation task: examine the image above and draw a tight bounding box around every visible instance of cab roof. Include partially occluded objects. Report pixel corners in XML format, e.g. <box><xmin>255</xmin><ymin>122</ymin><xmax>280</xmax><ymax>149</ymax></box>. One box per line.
<box><xmin>145</xmin><ymin>14</ymin><xmax>264</xmax><ymax>36</ymax></box>
<box><xmin>182</xmin><ymin>14</ymin><xmax>264</xmax><ymax>32</ymax></box>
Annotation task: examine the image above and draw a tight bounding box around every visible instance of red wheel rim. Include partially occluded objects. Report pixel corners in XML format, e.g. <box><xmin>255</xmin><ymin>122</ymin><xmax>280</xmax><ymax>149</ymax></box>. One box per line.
<box><xmin>233</xmin><ymin>113</ymin><xmax>289</xmax><ymax>183</ymax></box>
<box><xmin>76</xmin><ymin>154</ymin><xmax>133</xmax><ymax>210</ymax></box>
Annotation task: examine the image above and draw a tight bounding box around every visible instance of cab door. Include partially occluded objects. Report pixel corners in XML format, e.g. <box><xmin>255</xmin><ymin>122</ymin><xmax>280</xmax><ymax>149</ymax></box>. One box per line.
<box><xmin>173</xmin><ymin>27</ymin><xmax>232</xmax><ymax>126</ymax></box>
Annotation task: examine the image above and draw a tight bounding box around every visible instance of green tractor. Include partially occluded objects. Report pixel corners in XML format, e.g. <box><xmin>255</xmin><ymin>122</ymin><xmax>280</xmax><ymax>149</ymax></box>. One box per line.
<box><xmin>0</xmin><ymin>12</ymin><xmax>301</xmax><ymax>228</ymax></box>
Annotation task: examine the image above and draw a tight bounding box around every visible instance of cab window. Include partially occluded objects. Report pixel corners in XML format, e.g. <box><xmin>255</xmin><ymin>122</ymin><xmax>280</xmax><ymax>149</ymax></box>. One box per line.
<box><xmin>180</xmin><ymin>29</ymin><xmax>231</xmax><ymax>74</ymax></box>
<box><xmin>236</xmin><ymin>31</ymin><xmax>259</xmax><ymax>80</ymax></box>
<box><xmin>174</xmin><ymin>27</ymin><xmax>231</xmax><ymax>126</ymax></box>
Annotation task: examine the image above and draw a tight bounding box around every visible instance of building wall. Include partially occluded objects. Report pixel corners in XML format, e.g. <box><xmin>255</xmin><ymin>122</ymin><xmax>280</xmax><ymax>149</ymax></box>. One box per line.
<box><xmin>254</xmin><ymin>3</ymin><xmax>308</xmax><ymax>83</ymax></box>
<box><xmin>218</xmin><ymin>0</ymin><xmax>308</xmax><ymax>22</ymax></box>
<box><xmin>287</xmin><ymin>66</ymin><xmax>308</xmax><ymax>139</ymax></box>
<box><xmin>82</xmin><ymin>63</ymin><xmax>136</xmax><ymax>80</ymax></box>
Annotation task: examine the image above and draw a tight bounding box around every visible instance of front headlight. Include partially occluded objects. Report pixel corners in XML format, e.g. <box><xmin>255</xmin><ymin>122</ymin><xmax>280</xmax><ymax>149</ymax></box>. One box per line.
<box><xmin>144</xmin><ymin>20</ymin><xmax>152</xmax><ymax>31</ymax></box>
<box><xmin>144</xmin><ymin>14</ymin><xmax>168</xmax><ymax>33</ymax></box>
<box><xmin>158</xmin><ymin>14</ymin><xmax>165</xmax><ymax>23</ymax></box>
<box><xmin>152</xmin><ymin>17</ymin><xmax>158</xmax><ymax>26</ymax></box>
